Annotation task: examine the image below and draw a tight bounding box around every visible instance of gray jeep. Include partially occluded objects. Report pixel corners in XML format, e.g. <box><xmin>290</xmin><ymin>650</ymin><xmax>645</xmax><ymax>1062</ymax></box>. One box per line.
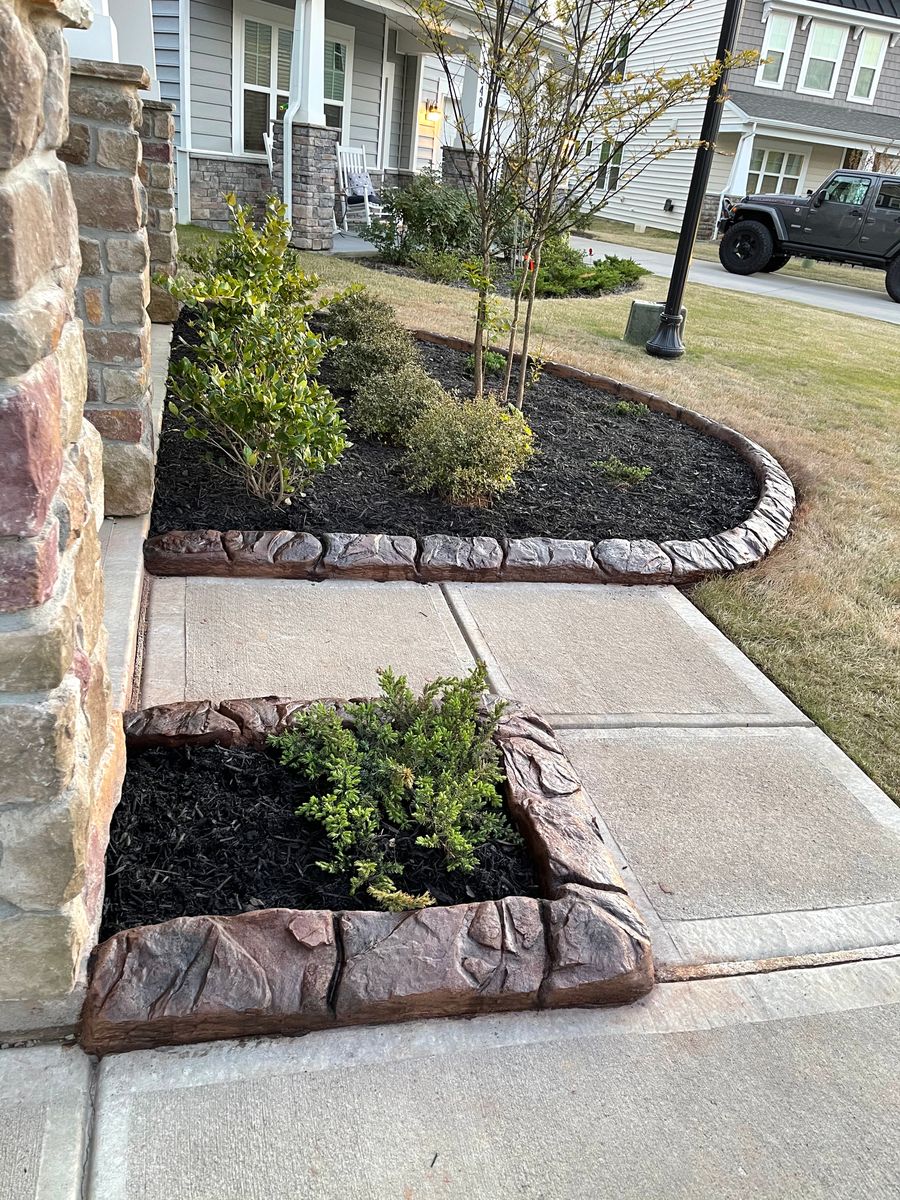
<box><xmin>718</xmin><ymin>169</ymin><xmax>900</xmax><ymax>302</ymax></box>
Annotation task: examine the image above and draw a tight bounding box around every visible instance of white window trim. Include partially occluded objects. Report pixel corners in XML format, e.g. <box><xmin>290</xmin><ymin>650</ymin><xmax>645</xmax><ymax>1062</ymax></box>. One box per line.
<box><xmin>748</xmin><ymin>146</ymin><xmax>808</xmax><ymax>194</ymax></box>
<box><xmin>797</xmin><ymin>19</ymin><xmax>849</xmax><ymax>98</ymax></box>
<box><xmin>324</xmin><ymin>20</ymin><xmax>355</xmax><ymax>146</ymax></box>
<box><xmin>755</xmin><ymin>12</ymin><xmax>797</xmax><ymax>90</ymax></box>
<box><xmin>231</xmin><ymin>0</ymin><xmax>295</xmax><ymax>159</ymax></box>
<box><xmin>847</xmin><ymin>28</ymin><xmax>889</xmax><ymax>106</ymax></box>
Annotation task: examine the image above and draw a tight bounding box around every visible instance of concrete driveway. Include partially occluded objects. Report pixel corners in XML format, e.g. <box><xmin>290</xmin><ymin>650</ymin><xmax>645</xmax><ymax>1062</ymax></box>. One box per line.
<box><xmin>572</xmin><ymin>236</ymin><xmax>900</xmax><ymax>325</ymax></box>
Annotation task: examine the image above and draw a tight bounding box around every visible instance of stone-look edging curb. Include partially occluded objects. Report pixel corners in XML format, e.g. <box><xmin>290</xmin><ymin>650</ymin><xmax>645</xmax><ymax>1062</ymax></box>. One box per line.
<box><xmin>143</xmin><ymin>332</ymin><xmax>795</xmax><ymax>586</ymax></box>
<box><xmin>79</xmin><ymin>698</ymin><xmax>653</xmax><ymax>1054</ymax></box>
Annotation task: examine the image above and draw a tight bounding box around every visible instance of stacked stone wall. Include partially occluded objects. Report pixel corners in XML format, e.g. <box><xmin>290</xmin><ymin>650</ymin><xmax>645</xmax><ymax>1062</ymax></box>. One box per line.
<box><xmin>0</xmin><ymin>0</ymin><xmax>124</xmax><ymax>1033</ymax></box>
<box><xmin>61</xmin><ymin>58</ymin><xmax>154</xmax><ymax>517</ymax></box>
<box><xmin>140</xmin><ymin>98</ymin><xmax>178</xmax><ymax>323</ymax></box>
<box><xmin>189</xmin><ymin>154</ymin><xmax>270</xmax><ymax>229</ymax></box>
<box><xmin>272</xmin><ymin>123</ymin><xmax>337</xmax><ymax>250</ymax></box>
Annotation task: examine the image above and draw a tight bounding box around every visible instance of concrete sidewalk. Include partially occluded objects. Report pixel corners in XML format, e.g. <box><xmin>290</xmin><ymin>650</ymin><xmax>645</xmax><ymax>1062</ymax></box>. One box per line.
<box><xmin>3</xmin><ymin>577</ymin><xmax>899</xmax><ymax>1197</ymax></box>
<box><xmin>571</xmin><ymin>235</ymin><xmax>900</xmax><ymax>326</ymax></box>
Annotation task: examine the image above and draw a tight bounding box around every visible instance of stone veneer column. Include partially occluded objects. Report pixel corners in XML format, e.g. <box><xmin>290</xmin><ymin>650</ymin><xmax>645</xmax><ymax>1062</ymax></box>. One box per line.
<box><xmin>61</xmin><ymin>59</ymin><xmax>154</xmax><ymax>517</ymax></box>
<box><xmin>442</xmin><ymin>145</ymin><xmax>475</xmax><ymax>188</ymax></box>
<box><xmin>139</xmin><ymin>98</ymin><xmax>179</xmax><ymax>323</ymax></box>
<box><xmin>272</xmin><ymin>122</ymin><xmax>337</xmax><ymax>251</ymax></box>
<box><xmin>0</xmin><ymin>0</ymin><xmax>124</xmax><ymax>1033</ymax></box>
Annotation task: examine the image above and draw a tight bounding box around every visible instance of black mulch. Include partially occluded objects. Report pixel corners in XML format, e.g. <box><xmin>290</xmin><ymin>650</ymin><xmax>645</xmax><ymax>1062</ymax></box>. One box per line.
<box><xmin>149</xmin><ymin>311</ymin><xmax>759</xmax><ymax>542</ymax></box>
<box><xmin>101</xmin><ymin>744</ymin><xmax>542</xmax><ymax>937</ymax></box>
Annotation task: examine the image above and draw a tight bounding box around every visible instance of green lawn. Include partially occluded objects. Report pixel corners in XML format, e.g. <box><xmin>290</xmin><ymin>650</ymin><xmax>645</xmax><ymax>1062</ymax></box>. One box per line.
<box><xmin>585</xmin><ymin>214</ymin><xmax>890</xmax><ymax>296</ymax></box>
<box><xmin>176</xmin><ymin>224</ymin><xmax>900</xmax><ymax>801</ymax></box>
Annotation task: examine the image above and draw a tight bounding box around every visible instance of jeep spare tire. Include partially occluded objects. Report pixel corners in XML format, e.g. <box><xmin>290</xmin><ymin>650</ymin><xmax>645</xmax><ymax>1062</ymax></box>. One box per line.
<box><xmin>719</xmin><ymin>221</ymin><xmax>775</xmax><ymax>275</ymax></box>
<box><xmin>886</xmin><ymin>258</ymin><xmax>900</xmax><ymax>303</ymax></box>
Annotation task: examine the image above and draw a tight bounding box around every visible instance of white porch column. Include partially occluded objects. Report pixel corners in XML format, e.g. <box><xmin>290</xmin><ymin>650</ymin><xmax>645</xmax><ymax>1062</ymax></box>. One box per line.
<box><xmin>299</xmin><ymin>0</ymin><xmax>327</xmax><ymax>128</ymax></box>
<box><xmin>726</xmin><ymin>126</ymin><xmax>757</xmax><ymax>195</ymax></box>
<box><xmin>459</xmin><ymin>46</ymin><xmax>486</xmax><ymax>144</ymax></box>
<box><xmin>65</xmin><ymin>0</ymin><xmax>118</xmax><ymax>60</ymax></box>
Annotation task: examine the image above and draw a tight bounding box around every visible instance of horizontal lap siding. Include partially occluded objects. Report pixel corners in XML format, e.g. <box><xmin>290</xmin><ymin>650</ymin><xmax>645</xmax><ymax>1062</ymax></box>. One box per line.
<box><xmin>327</xmin><ymin>0</ymin><xmax>384</xmax><ymax>161</ymax></box>
<box><xmin>191</xmin><ymin>0</ymin><xmax>233</xmax><ymax>152</ymax></box>
<box><xmin>601</xmin><ymin>0</ymin><xmax>721</xmax><ymax>232</ymax></box>
<box><xmin>152</xmin><ymin>0</ymin><xmax>181</xmax><ymax>136</ymax></box>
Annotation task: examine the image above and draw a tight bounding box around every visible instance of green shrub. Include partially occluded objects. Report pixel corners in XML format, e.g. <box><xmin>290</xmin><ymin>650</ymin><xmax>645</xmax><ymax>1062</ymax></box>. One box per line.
<box><xmin>165</xmin><ymin>194</ymin><xmax>348</xmax><ymax>504</ymax></box>
<box><xmin>270</xmin><ymin>665</ymin><xmax>511</xmax><ymax>910</ymax></box>
<box><xmin>593</xmin><ymin>456</ymin><xmax>652</xmax><ymax>486</ymax></box>
<box><xmin>409</xmin><ymin>247</ymin><xmax>468</xmax><ymax>283</ymax></box>
<box><xmin>169</xmin><ymin>305</ymin><xmax>348</xmax><ymax>505</ymax></box>
<box><xmin>613</xmin><ymin>399</ymin><xmax>649</xmax><ymax>420</ymax></box>
<box><xmin>167</xmin><ymin>193</ymin><xmax>319</xmax><ymax>329</ymax></box>
<box><xmin>318</xmin><ymin>287</ymin><xmax>417</xmax><ymax>393</ymax></box>
<box><xmin>527</xmin><ymin>237</ymin><xmax>649</xmax><ymax>298</ymax></box>
<box><xmin>353</xmin><ymin>362</ymin><xmax>446</xmax><ymax>444</ymax></box>
<box><xmin>404</xmin><ymin>391</ymin><xmax>534</xmax><ymax>506</ymax></box>
<box><xmin>466</xmin><ymin>350</ymin><xmax>506</xmax><ymax>377</ymax></box>
<box><xmin>364</xmin><ymin>169</ymin><xmax>478</xmax><ymax>264</ymax></box>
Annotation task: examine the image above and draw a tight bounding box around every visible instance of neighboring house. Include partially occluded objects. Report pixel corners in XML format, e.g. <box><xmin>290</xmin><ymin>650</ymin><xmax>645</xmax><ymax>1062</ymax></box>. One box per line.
<box><xmin>149</xmin><ymin>0</ymin><xmax>473</xmax><ymax>230</ymax></box>
<box><xmin>601</xmin><ymin>0</ymin><xmax>900</xmax><ymax>236</ymax></box>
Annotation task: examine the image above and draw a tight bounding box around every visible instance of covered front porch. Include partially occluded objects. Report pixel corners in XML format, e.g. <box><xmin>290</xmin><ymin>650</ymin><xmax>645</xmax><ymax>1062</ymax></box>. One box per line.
<box><xmin>175</xmin><ymin>0</ymin><xmax>478</xmax><ymax>245</ymax></box>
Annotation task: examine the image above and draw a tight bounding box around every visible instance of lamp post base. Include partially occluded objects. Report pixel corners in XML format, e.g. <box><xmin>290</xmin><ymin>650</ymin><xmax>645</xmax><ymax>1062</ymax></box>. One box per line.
<box><xmin>645</xmin><ymin>310</ymin><xmax>686</xmax><ymax>359</ymax></box>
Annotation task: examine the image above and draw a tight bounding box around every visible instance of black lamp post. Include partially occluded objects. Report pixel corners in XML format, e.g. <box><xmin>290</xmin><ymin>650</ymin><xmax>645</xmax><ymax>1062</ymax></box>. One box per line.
<box><xmin>646</xmin><ymin>0</ymin><xmax>747</xmax><ymax>358</ymax></box>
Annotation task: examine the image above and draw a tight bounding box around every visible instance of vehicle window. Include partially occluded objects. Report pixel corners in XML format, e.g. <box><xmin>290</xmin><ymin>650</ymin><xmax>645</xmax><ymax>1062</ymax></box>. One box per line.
<box><xmin>822</xmin><ymin>176</ymin><xmax>871</xmax><ymax>205</ymax></box>
<box><xmin>874</xmin><ymin>181</ymin><xmax>900</xmax><ymax>212</ymax></box>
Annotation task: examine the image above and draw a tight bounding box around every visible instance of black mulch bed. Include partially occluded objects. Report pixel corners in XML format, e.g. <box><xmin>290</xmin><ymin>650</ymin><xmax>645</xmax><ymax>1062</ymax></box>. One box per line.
<box><xmin>150</xmin><ymin>311</ymin><xmax>759</xmax><ymax>542</ymax></box>
<box><xmin>101</xmin><ymin>743</ymin><xmax>541</xmax><ymax>938</ymax></box>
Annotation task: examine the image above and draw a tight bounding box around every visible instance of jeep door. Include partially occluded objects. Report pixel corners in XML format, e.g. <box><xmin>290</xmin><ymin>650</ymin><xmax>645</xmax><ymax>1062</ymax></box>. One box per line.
<box><xmin>860</xmin><ymin>178</ymin><xmax>900</xmax><ymax>258</ymax></box>
<box><xmin>790</xmin><ymin>173</ymin><xmax>874</xmax><ymax>249</ymax></box>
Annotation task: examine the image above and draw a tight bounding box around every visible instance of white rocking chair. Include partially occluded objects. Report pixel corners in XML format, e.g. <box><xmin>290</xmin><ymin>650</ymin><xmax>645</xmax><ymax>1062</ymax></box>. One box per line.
<box><xmin>336</xmin><ymin>144</ymin><xmax>384</xmax><ymax>232</ymax></box>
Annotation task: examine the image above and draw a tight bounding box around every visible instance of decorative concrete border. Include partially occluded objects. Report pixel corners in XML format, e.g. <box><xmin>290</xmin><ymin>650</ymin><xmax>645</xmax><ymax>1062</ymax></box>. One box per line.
<box><xmin>79</xmin><ymin>698</ymin><xmax>653</xmax><ymax>1055</ymax></box>
<box><xmin>143</xmin><ymin>333</ymin><xmax>795</xmax><ymax>586</ymax></box>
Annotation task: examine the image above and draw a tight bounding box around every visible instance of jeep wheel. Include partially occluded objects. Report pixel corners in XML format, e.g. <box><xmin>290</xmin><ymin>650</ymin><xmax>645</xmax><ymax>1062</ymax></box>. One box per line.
<box><xmin>719</xmin><ymin>221</ymin><xmax>775</xmax><ymax>275</ymax></box>
<box><xmin>886</xmin><ymin>258</ymin><xmax>900</xmax><ymax>303</ymax></box>
<box><xmin>762</xmin><ymin>253</ymin><xmax>792</xmax><ymax>273</ymax></box>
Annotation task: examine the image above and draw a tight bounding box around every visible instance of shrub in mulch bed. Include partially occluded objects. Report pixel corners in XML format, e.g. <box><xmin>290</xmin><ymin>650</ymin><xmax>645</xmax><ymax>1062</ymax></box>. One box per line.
<box><xmin>151</xmin><ymin>313</ymin><xmax>759</xmax><ymax>543</ymax></box>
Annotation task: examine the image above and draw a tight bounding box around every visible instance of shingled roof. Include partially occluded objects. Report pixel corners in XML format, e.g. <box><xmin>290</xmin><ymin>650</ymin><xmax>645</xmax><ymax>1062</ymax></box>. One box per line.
<box><xmin>728</xmin><ymin>88</ymin><xmax>900</xmax><ymax>140</ymax></box>
<box><xmin>813</xmin><ymin>0</ymin><xmax>900</xmax><ymax>17</ymax></box>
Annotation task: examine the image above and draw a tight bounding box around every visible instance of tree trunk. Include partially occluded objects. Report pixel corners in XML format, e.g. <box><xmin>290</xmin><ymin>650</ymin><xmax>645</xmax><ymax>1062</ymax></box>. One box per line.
<box><xmin>501</xmin><ymin>251</ymin><xmax>531</xmax><ymax>405</ymax></box>
<box><xmin>515</xmin><ymin>242</ymin><xmax>542</xmax><ymax>410</ymax></box>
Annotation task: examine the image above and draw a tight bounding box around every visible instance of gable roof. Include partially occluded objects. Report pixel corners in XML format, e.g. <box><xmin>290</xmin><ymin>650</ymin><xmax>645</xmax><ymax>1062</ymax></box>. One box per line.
<box><xmin>728</xmin><ymin>88</ymin><xmax>900</xmax><ymax>140</ymax></box>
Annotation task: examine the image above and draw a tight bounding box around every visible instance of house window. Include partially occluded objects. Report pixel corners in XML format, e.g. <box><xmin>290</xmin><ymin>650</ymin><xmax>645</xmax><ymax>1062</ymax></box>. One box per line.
<box><xmin>597</xmin><ymin>142</ymin><xmax>623</xmax><ymax>190</ymax></box>
<box><xmin>756</xmin><ymin>13</ymin><xmax>795</xmax><ymax>88</ymax></box>
<box><xmin>240</xmin><ymin>17</ymin><xmax>292</xmax><ymax>154</ymax></box>
<box><xmin>798</xmin><ymin>21</ymin><xmax>847</xmax><ymax>97</ymax></box>
<box><xmin>849</xmin><ymin>30</ymin><xmax>888</xmax><ymax>103</ymax></box>
<box><xmin>324</xmin><ymin>39</ymin><xmax>350</xmax><ymax>141</ymax></box>
<box><xmin>602</xmin><ymin>34</ymin><xmax>629</xmax><ymax>82</ymax></box>
<box><xmin>748</xmin><ymin>147</ymin><xmax>805</xmax><ymax>195</ymax></box>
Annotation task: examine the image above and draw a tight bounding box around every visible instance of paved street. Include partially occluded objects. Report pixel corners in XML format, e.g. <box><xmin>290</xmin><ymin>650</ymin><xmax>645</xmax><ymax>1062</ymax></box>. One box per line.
<box><xmin>571</xmin><ymin>235</ymin><xmax>900</xmax><ymax>325</ymax></box>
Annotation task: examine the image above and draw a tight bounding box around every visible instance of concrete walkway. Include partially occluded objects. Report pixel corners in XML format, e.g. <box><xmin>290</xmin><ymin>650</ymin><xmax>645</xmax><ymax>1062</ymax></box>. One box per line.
<box><xmin>571</xmin><ymin>235</ymin><xmax>900</xmax><ymax>326</ymax></box>
<box><xmin>3</xmin><ymin>577</ymin><xmax>899</xmax><ymax>1197</ymax></box>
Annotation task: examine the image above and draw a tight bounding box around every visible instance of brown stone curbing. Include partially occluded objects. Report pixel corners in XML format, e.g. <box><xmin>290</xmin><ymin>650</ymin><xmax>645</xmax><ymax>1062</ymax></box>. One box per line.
<box><xmin>144</xmin><ymin>333</ymin><xmax>794</xmax><ymax>586</ymax></box>
<box><xmin>79</xmin><ymin>698</ymin><xmax>653</xmax><ymax>1054</ymax></box>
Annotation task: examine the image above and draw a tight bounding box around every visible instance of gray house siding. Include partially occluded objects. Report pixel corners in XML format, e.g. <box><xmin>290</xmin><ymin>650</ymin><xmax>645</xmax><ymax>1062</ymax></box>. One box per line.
<box><xmin>328</xmin><ymin>0</ymin><xmax>384</xmax><ymax>160</ymax></box>
<box><xmin>151</xmin><ymin>0</ymin><xmax>181</xmax><ymax>136</ymax></box>
<box><xmin>730</xmin><ymin>0</ymin><xmax>900</xmax><ymax>125</ymax></box>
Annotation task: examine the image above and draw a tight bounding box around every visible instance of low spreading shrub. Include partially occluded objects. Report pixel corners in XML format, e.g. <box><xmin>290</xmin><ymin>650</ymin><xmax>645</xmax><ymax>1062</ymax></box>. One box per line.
<box><xmin>467</xmin><ymin>350</ymin><xmax>506</xmax><ymax>377</ymax></box>
<box><xmin>364</xmin><ymin>169</ymin><xmax>478</xmax><ymax>264</ymax></box>
<box><xmin>404</xmin><ymin>391</ymin><xmax>534</xmax><ymax>506</ymax></box>
<box><xmin>613</xmin><ymin>399</ymin><xmax>650</xmax><ymax>420</ymax></box>
<box><xmin>270</xmin><ymin>665</ymin><xmax>511</xmax><ymax>910</ymax></box>
<box><xmin>593</xmin><ymin>456</ymin><xmax>652</xmax><ymax>486</ymax></box>
<box><xmin>528</xmin><ymin>237</ymin><xmax>649</xmax><ymax>298</ymax></box>
<box><xmin>352</xmin><ymin>362</ymin><xmax>446</xmax><ymax>444</ymax></box>
<box><xmin>318</xmin><ymin>287</ymin><xmax>417</xmax><ymax>394</ymax></box>
<box><xmin>409</xmin><ymin>247</ymin><xmax>468</xmax><ymax>283</ymax></box>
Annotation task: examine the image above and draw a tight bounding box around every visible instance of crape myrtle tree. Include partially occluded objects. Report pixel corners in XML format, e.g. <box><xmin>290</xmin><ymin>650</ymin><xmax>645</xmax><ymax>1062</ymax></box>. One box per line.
<box><xmin>407</xmin><ymin>0</ymin><xmax>755</xmax><ymax>405</ymax></box>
